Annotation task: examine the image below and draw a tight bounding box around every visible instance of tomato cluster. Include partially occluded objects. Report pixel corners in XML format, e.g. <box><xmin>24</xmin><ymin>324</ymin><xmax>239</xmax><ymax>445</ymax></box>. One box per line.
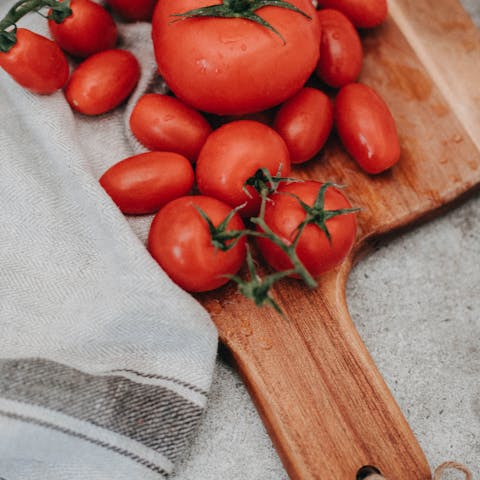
<box><xmin>0</xmin><ymin>0</ymin><xmax>400</xmax><ymax>308</ymax></box>
<box><xmin>0</xmin><ymin>0</ymin><xmax>149</xmax><ymax>112</ymax></box>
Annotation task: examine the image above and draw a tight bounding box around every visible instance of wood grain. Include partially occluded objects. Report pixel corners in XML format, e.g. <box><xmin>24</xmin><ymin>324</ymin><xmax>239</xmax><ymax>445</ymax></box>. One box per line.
<box><xmin>198</xmin><ymin>1</ymin><xmax>480</xmax><ymax>478</ymax></box>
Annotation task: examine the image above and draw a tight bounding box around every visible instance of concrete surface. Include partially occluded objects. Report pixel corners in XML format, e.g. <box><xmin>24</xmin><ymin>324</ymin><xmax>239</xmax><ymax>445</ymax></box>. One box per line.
<box><xmin>175</xmin><ymin>3</ymin><xmax>480</xmax><ymax>479</ymax></box>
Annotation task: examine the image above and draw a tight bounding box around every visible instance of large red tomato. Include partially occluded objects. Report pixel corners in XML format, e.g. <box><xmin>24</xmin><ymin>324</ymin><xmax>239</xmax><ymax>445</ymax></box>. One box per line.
<box><xmin>148</xmin><ymin>195</ymin><xmax>247</xmax><ymax>292</ymax></box>
<box><xmin>151</xmin><ymin>0</ymin><xmax>321</xmax><ymax>115</ymax></box>
<box><xmin>256</xmin><ymin>181</ymin><xmax>357</xmax><ymax>278</ymax></box>
<box><xmin>196</xmin><ymin>120</ymin><xmax>291</xmax><ymax>217</ymax></box>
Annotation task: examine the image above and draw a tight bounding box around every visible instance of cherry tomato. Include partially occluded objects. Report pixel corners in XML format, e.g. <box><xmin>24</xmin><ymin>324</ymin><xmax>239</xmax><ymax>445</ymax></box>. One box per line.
<box><xmin>106</xmin><ymin>0</ymin><xmax>157</xmax><ymax>21</ymax></box>
<box><xmin>65</xmin><ymin>49</ymin><xmax>140</xmax><ymax>115</ymax></box>
<box><xmin>196</xmin><ymin>120</ymin><xmax>291</xmax><ymax>217</ymax></box>
<box><xmin>316</xmin><ymin>9</ymin><xmax>362</xmax><ymax>88</ymax></box>
<box><xmin>0</xmin><ymin>28</ymin><xmax>69</xmax><ymax>94</ymax></box>
<box><xmin>335</xmin><ymin>83</ymin><xmax>400</xmax><ymax>174</ymax></box>
<box><xmin>256</xmin><ymin>181</ymin><xmax>357</xmax><ymax>277</ymax></box>
<box><xmin>148</xmin><ymin>195</ymin><xmax>247</xmax><ymax>292</ymax></box>
<box><xmin>99</xmin><ymin>152</ymin><xmax>194</xmax><ymax>214</ymax></box>
<box><xmin>48</xmin><ymin>0</ymin><xmax>117</xmax><ymax>58</ymax></box>
<box><xmin>130</xmin><ymin>94</ymin><xmax>212</xmax><ymax>162</ymax></box>
<box><xmin>152</xmin><ymin>0</ymin><xmax>320</xmax><ymax>115</ymax></box>
<box><xmin>317</xmin><ymin>0</ymin><xmax>387</xmax><ymax>28</ymax></box>
<box><xmin>273</xmin><ymin>87</ymin><xmax>333</xmax><ymax>164</ymax></box>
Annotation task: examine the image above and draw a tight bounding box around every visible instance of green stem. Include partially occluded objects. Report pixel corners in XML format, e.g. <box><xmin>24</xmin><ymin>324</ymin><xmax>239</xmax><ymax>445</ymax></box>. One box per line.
<box><xmin>0</xmin><ymin>0</ymin><xmax>71</xmax><ymax>52</ymax></box>
<box><xmin>250</xmin><ymin>187</ymin><xmax>317</xmax><ymax>289</ymax></box>
<box><xmin>1</xmin><ymin>0</ymin><xmax>57</xmax><ymax>30</ymax></box>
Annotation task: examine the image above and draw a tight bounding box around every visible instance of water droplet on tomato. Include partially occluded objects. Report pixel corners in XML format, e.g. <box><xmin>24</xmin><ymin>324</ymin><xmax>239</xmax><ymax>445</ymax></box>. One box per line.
<box><xmin>195</xmin><ymin>58</ymin><xmax>209</xmax><ymax>73</ymax></box>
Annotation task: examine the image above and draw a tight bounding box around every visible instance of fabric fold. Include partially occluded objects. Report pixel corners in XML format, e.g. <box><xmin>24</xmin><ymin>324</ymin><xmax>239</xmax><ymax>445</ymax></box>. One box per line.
<box><xmin>0</xmin><ymin>12</ymin><xmax>217</xmax><ymax>479</ymax></box>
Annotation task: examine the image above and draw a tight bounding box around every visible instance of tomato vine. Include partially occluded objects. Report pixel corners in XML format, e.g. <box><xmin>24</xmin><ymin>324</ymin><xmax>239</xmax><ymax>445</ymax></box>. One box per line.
<box><xmin>202</xmin><ymin>169</ymin><xmax>359</xmax><ymax>312</ymax></box>
<box><xmin>0</xmin><ymin>0</ymin><xmax>71</xmax><ymax>52</ymax></box>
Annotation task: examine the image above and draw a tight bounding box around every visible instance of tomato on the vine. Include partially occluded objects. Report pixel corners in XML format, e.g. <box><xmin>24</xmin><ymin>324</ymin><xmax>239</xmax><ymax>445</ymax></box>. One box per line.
<box><xmin>256</xmin><ymin>181</ymin><xmax>357</xmax><ymax>278</ymax></box>
<box><xmin>106</xmin><ymin>0</ymin><xmax>158</xmax><ymax>21</ymax></box>
<box><xmin>196</xmin><ymin>120</ymin><xmax>291</xmax><ymax>217</ymax></box>
<box><xmin>48</xmin><ymin>0</ymin><xmax>117</xmax><ymax>58</ymax></box>
<box><xmin>335</xmin><ymin>83</ymin><xmax>400</xmax><ymax>174</ymax></box>
<box><xmin>130</xmin><ymin>94</ymin><xmax>212</xmax><ymax>163</ymax></box>
<box><xmin>273</xmin><ymin>87</ymin><xmax>333</xmax><ymax>164</ymax></box>
<box><xmin>152</xmin><ymin>0</ymin><xmax>320</xmax><ymax>114</ymax></box>
<box><xmin>148</xmin><ymin>195</ymin><xmax>247</xmax><ymax>292</ymax></box>
<box><xmin>100</xmin><ymin>152</ymin><xmax>194</xmax><ymax>215</ymax></box>
<box><xmin>316</xmin><ymin>9</ymin><xmax>363</xmax><ymax>88</ymax></box>
<box><xmin>317</xmin><ymin>0</ymin><xmax>387</xmax><ymax>28</ymax></box>
<box><xmin>0</xmin><ymin>28</ymin><xmax>69</xmax><ymax>94</ymax></box>
<box><xmin>65</xmin><ymin>49</ymin><xmax>140</xmax><ymax>115</ymax></box>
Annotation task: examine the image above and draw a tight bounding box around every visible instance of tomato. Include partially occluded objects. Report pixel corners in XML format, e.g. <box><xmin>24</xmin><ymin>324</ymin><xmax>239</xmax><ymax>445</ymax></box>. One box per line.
<box><xmin>256</xmin><ymin>181</ymin><xmax>357</xmax><ymax>277</ymax></box>
<box><xmin>335</xmin><ymin>83</ymin><xmax>400</xmax><ymax>174</ymax></box>
<box><xmin>316</xmin><ymin>9</ymin><xmax>362</xmax><ymax>88</ymax></box>
<box><xmin>317</xmin><ymin>0</ymin><xmax>387</xmax><ymax>28</ymax></box>
<box><xmin>106</xmin><ymin>0</ymin><xmax>158</xmax><ymax>21</ymax></box>
<box><xmin>152</xmin><ymin>0</ymin><xmax>321</xmax><ymax>115</ymax></box>
<box><xmin>148</xmin><ymin>195</ymin><xmax>246</xmax><ymax>292</ymax></box>
<box><xmin>273</xmin><ymin>87</ymin><xmax>333</xmax><ymax>164</ymax></box>
<box><xmin>65</xmin><ymin>49</ymin><xmax>140</xmax><ymax>115</ymax></box>
<box><xmin>48</xmin><ymin>0</ymin><xmax>117</xmax><ymax>58</ymax></box>
<box><xmin>196</xmin><ymin>120</ymin><xmax>291</xmax><ymax>217</ymax></box>
<box><xmin>99</xmin><ymin>152</ymin><xmax>194</xmax><ymax>214</ymax></box>
<box><xmin>130</xmin><ymin>94</ymin><xmax>212</xmax><ymax>162</ymax></box>
<box><xmin>0</xmin><ymin>28</ymin><xmax>69</xmax><ymax>94</ymax></box>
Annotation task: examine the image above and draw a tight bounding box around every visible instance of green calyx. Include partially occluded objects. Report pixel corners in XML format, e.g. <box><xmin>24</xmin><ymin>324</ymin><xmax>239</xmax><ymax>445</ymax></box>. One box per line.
<box><xmin>0</xmin><ymin>0</ymin><xmax>71</xmax><ymax>53</ymax></box>
<box><xmin>228</xmin><ymin>247</ymin><xmax>295</xmax><ymax>314</ymax></box>
<box><xmin>243</xmin><ymin>167</ymin><xmax>298</xmax><ymax>199</ymax></box>
<box><xmin>293</xmin><ymin>182</ymin><xmax>360</xmax><ymax>243</ymax></box>
<box><xmin>195</xmin><ymin>204</ymin><xmax>246</xmax><ymax>252</ymax></box>
<box><xmin>171</xmin><ymin>0</ymin><xmax>311</xmax><ymax>44</ymax></box>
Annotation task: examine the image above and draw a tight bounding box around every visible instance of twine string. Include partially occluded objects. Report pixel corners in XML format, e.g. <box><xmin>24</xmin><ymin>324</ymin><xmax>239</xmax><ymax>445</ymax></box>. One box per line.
<box><xmin>366</xmin><ymin>462</ymin><xmax>472</xmax><ymax>480</ymax></box>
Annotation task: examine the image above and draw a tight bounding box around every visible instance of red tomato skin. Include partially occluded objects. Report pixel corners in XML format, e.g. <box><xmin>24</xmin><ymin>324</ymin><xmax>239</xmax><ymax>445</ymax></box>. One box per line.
<box><xmin>148</xmin><ymin>196</ymin><xmax>247</xmax><ymax>292</ymax></box>
<box><xmin>317</xmin><ymin>0</ymin><xmax>387</xmax><ymax>28</ymax></box>
<box><xmin>196</xmin><ymin>120</ymin><xmax>291</xmax><ymax>217</ymax></box>
<box><xmin>65</xmin><ymin>49</ymin><xmax>140</xmax><ymax>115</ymax></box>
<box><xmin>335</xmin><ymin>83</ymin><xmax>400</xmax><ymax>174</ymax></box>
<box><xmin>152</xmin><ymin>0</ymin><xmax>321</xmax><ymax>115</ymax></box>
<box><xmin>99</xmin><ymin>152</ymin><xmax>194</xmax><ymax>214</ymax></box>
<box><xmin>130</xmin><ymin>94</ymin><xmax>212</xmax><ymax>162</ymax></box>
<box><xmin>0</xmin><ymin>29</ymin><xmax>69</xmax><ymax>94</ymax></box>
<box><xmin>106</xmin><ymin>0</ymin><xmax>157</xmax><ymax>21</ymax></box>
<box><xmin>316</xmin><ymin>9</ymin><xmax>362</xmax><ymax>88</ymax></box>
<box><xmin>48</xmin><ymin>0</ymin><xmax>117</xmax><ymax>58</ymax></box>
<box><xmin>256</xmin><ymin>181</ymin><xmax>356</xmax><ymax>277</ymax></box>
<box><xmin>273</xmin><ymin>87</ymin><xmax>333</xmax><ymax>164</ymax></box>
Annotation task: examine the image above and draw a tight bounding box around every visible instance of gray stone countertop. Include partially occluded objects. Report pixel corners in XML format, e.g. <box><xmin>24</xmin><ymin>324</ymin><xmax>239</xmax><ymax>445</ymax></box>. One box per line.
<box><xmin>175</xmin><ymin>1</ymin><xmax>480</xmax><ymax>478</ymax></box>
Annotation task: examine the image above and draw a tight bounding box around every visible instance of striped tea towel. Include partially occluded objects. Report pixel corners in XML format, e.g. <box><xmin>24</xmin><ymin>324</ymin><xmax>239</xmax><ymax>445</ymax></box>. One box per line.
<box><xmin>0</xmin><ymin>11</ymin><xmax>218</xmax><ymax>480</ymax></box>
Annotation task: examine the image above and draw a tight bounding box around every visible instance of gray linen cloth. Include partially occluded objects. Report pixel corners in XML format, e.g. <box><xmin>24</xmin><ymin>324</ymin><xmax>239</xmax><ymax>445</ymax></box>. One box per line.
<box><xmin>0</xmin><ymin>11</ymin><xmax>218</xmax><ymax>480</ymax></box>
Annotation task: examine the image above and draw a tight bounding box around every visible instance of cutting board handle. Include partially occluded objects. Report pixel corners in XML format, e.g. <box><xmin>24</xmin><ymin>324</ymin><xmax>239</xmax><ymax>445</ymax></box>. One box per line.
<box><xmin>212</xmin><ymin>262</ymin><xmax>432</xmax><ymax>479</ymax></box>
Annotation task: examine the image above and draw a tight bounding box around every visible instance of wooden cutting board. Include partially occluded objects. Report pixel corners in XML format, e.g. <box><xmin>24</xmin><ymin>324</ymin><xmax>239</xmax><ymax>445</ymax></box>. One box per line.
<box><xmin>198</xmin><ymin>0</ymin><xmax>480</xmax><ymax>478</ymax></box>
